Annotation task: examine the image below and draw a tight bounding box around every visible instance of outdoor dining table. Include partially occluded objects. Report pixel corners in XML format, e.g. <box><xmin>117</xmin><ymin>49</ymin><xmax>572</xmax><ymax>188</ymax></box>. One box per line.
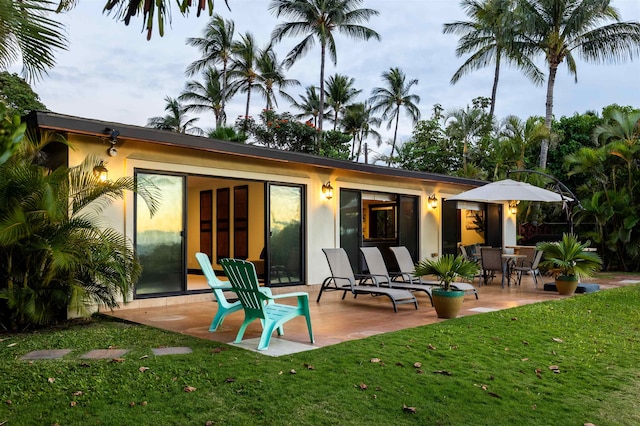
<box><xmin>501</xmin><ymin>254</ymin><xmax>527</xmax><ymax>287</ymax></box>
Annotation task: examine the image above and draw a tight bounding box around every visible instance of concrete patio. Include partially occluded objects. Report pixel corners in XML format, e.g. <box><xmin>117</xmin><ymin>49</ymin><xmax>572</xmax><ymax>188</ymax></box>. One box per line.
<box><xmin>105</xmin><ymin>273</ymin><xmax>639</xmax><ymax>356</ymax></box>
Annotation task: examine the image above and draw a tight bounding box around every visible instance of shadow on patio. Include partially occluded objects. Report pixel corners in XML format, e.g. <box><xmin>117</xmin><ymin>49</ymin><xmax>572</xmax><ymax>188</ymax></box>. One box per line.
<box><xmin>105</xmin><ymin>273</ymin><xmax>638</xmax><ymax>356</ymax></box>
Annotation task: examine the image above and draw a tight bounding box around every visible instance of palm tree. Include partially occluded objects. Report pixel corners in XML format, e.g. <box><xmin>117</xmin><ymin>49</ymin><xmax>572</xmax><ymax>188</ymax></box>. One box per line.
<box><xmin>0</xmin><ymin>131</ymin><xmax>159</xmax><ymax>329</ymax></box>
<box><xmin>179</xmin><ymin>67</ymin><xmax>232</xmax><ymax>129</ymax></box>
<box><xmin>445</xmin><ymin>105</ymin><xmax>489</xmax><ymax>170</ymax></box>
<box><xmin>592</xmin><ymin>109</ymin><xmax>640</xmax><ymax>194</ymax></box>
<box><xmin>325</xmin><ymin>74</ymin><xmax>361</xmax><ymax>131</ymax></box>
<box><xmin>341</xmin><ymin>102</ymin><xmax>381</xmax><ymax>161</ymax></box>
<box><xmin>0</xmin><ymin>0</ymin><xmax>68</xmax><ymax>81</ymax></box>
<box><xmin>494</xmin><ymin>115</ymin><xmax>548</xmax><ymax>177</ymax></box>
<box><xmin>208</xmin><ymin>126</ymin><xmax>248</xmax><ymax>142</ymax></box>
<box><xmin>369</xmin><ymin>67</ymin><xmax>421</xmax><ymax>164</ymax></box>
<box><xmin>516</xmin><ymin>0</ymin><xmax>640</xmax><ymax>169</ymax></box>
<box><xmin>147</xmin><ymin>96</ymin><xmax>203</xmax><ymax>135</ymax></box>
<box><xmin>185</xmin><ymin>14</ymin><xmax>236</xmax><ymax>126</ymax></box>
<box><xmin>102</xmin><ymin>0</ymin><xmax>227</xmax><ymax>39</ymax></box>
<box><xmin>269</xmin><ymin>0</ymin><xmax>380</xmax><ymax>141</ymax></box>
<box><xmin>443</xmin><ymin>0</ymin><xmax>544</xmax><ymax>120</ymax></box>
<box><xmin>228</xmin><ymin>32</ymin><xmax>260</xmax><ymax>131</ymax></box>
<box><xmin>291</xmin><ymin>86</ymin><xmax>321</xmax><ymax>127</ymax></box>
<box><xmin>254</xmin><ymin>46</ymin><xmax>300</xmax><ymax>111</ymax></box>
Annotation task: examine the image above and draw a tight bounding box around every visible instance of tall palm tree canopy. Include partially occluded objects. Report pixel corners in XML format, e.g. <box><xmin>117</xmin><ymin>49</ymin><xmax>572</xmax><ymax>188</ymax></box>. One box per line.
<box><xmin>147</xmin><ymin>96</ymin><xmax>203</xmax><ymax>135</ymax></box>
<box><xmin>101</xmin><ymin>0</ymin><xmax>229</xmax><ymax>39</ymax></box>
<box><xmin>255</xmin><ymin>46</ymin><xmax>300</xmax><ymax>110</ymax></box>
<box><xmin>179</xmin><ymin>67</ymin><xmax>233</xmax><ymax>130</ymax></box>
<box><xmin>325</xmin><ymin>73</ymin><xmax>361</xmax><ymax>131</ymax></box>
<box><xmin>291</xmin><ymin>85</ymin><xmax>321</xmax><ymax>126</ymax></box>
<box><xmin>341</xmin><ymin>101</ymin><xmax>381</xmax><ymax>161</ymax></box>
<box><xmin>269</xmin><ymin>0</ymin><xmax>380</xmax><ymax>138</ymax></box>
<box><xmin>185</xmin><ymin>14</ymin><xmax>236</xmax><ymax>126</ymax></box>
<box><xmin>228</xmin><ymin>32</ymin><xmax>260</xmax><ymax>126</ymax></box>
<box><xmin>516</xmin><ymin>0</ymin><xmax>640</xmax><ymax>169</ymax></box>
<box><xmin>0</xmin><ymin>0</ymin><xmax>68</xmax><ymax>81</ymax></box>
<box><xmin>443</xmin><ymin>0</ymin><xmax>544</xmax><ymax>119</ymax></box>
<box><xmin>369</xmin><ymin>67</ymin><xmax>421</xmax><ymax>164</ymax></box>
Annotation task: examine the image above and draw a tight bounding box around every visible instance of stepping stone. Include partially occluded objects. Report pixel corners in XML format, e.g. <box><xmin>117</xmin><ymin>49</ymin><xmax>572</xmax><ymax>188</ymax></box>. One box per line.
<box><xmin>80</xmin><ymin>349</ymin><xmax>129</xmax><ymax>359</ymax></box>
<box><xmin>152</xmin><ymin>347</ymin><xmax>192</xmax><ymax>356</ymax></box>
<box><xmin>20</xmin><ymin>349</ymin><xmax>72</xmax><ymax>360</ymax></box>
<box><xmin>468</xmin><ymin>307</ymin><xmax>498</xmax><ymax>313</ymax></box>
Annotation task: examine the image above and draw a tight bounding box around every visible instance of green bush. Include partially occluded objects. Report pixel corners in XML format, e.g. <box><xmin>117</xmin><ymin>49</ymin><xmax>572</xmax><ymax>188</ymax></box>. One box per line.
<box><xmin>0</xmin><ymin>125</ymin><xmax>159</xmax><ymax>330</ymax></box>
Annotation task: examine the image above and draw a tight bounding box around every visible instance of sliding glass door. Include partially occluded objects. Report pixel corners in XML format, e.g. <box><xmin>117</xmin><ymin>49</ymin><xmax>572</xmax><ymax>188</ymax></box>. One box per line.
<box><xmin>267</xmin><ymin>183</ymin><xmax>305</xmax><ymax>285</ymax></box>
<box><xmin>135</xmin><ymin>171</ymin><xmax>186</xmax><ymax>296</ymax></box>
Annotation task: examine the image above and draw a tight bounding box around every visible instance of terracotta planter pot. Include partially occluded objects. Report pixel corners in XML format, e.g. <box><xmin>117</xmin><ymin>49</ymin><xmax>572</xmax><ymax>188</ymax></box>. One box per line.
<box><xmin>432</xmin><ymin>289</ymin><xmax>465</xmax><ymax>319</ymax></box>
<box><xmin>555</xmin><ymin>275</ymin><xmax>579</xmax><ymax>295</ymax></box>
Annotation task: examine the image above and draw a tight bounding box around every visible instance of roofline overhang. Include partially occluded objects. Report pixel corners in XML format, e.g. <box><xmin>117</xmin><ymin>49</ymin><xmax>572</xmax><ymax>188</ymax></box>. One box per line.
<box><xmin>25</xmin><ymin>110</ymin><xmax>486</xmax><ymax>188</ymax></box>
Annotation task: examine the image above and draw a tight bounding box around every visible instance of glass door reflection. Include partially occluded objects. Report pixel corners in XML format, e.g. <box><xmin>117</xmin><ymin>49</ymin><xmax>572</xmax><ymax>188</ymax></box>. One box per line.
<box><xmin>135</xmin><ymin>172</ymin><xmax>185</xmax><ymax>296</ymax></box>
<box><xmin>268</xmin><ymin>184</ymin><xmax>304</xmax><ymax>285</ymax></box>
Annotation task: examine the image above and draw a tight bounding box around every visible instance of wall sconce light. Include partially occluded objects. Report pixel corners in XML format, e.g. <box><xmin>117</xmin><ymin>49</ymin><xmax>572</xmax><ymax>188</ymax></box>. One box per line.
<box><xmin>322</xmin><ymin>181</ymin><xmax>333</xmax><ymax>200</ymax></box>
<box><xmin>509</xmin><ymin>200</ymin><xmax>519</xmax><ymax>215</ymax></box>
<box><xmin>428</xmin><ymin>194</ymin><xmax>438</xmax><ymax>209</ymax></box>
<box><xmin>93</xmin><ymin>161</ymin><xmax>108</xmax><ymax>183</ymax></box>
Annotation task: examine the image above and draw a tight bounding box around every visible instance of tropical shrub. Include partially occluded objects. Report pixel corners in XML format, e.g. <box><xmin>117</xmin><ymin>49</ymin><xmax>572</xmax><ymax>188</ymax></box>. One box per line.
<box><xmin>0</xmin><ymin>128</ymin><xmax>159</xmax><ymax>330</ymax></box>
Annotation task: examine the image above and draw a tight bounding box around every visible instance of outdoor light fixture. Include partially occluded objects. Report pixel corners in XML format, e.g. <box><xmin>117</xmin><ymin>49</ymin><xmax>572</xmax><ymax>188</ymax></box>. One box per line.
<box><xmin>428</xmin><ymin>194</ymin><xmax>438</xmax><ymax>209</ymax></box>
<box><xmin>509</xmin><ymin>200</ymin><xmax>519</xmax><ymax>215</ymax></box>
<box><xmin>93</xmin><ymin>161</ymin><xmax>108</xmax><ymax>183</ymax></box>
<box><xmin>322</xmin><ymin>181</ymin><xmax>333</xmax><ymax>200</ymax></box>
<box><xmin>104</xmin><ymin>128</ymin><xmax>120</xmax><ymax>157</ymax></box>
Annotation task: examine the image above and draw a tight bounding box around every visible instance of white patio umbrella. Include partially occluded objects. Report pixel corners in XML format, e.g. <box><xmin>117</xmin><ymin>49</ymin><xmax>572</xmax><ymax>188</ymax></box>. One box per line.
<box><xmin>446</xmin><ymin>179</ymin><xmax>571</xmax><ymax>204</ymax></box>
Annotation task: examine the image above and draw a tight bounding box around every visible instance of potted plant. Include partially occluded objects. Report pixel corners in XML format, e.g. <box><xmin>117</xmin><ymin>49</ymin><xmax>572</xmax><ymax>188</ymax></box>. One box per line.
<box><xmin>414</xmin><ymin>254</ymin><xmax>480</xmax><ymax>318</ymax></box>
<box><xmin>536</xmin><ymin>233</ymin><xmax>603</xmax><ymax>295</ymax></box>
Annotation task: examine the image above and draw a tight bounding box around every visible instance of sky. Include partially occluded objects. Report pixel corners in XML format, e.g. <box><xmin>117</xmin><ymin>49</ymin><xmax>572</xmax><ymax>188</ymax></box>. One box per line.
<box><xmin>13</xmin><ymin>0</ymin><xmax>640</xmax><ymax>153</ymax></box>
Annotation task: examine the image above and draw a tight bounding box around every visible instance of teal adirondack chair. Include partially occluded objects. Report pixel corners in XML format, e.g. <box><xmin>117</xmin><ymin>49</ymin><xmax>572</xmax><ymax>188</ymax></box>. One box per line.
<box><xmin>220</xmin><ymin>258</ymin><xmax>314</xmax><ymax>351</ymax></box>
<box><xmin>196</xmin><ymin>252</ymin><xmax>243</xmax><ymax>332</ymax></box>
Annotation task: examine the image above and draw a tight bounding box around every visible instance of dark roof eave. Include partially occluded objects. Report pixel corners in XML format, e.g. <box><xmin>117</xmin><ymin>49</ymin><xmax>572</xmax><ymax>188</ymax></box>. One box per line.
<box><xmin>26</xmin><ymin>110</ymin><xmax>485</xmax><ymax>188</ymax></box>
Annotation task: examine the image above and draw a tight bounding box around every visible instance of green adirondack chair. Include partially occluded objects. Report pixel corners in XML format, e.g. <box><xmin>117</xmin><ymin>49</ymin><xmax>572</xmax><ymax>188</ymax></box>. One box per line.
<box><xmin>196</xmin><ymin>252</ymin><xmax>242</xmax><ymax>332</ymax></box>
<box><xmin>220</xmin><ymin>258</ymin><xmax>314</xmax><ymax>351</ymax></box>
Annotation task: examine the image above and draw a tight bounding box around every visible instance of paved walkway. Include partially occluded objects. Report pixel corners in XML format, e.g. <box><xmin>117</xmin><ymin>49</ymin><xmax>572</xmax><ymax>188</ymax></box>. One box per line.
<box><xmin>20</xmin><ymin>347</ymin><xmax>192</xmax><ymax>360</ymax></box>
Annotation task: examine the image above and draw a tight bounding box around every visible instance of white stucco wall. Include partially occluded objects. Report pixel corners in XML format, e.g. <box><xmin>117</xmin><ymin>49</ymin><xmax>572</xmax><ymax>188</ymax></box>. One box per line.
<box><xmin>65</xmin><ymin>133</ymin><xmax>514</xmax><ymax>307</ymax></box>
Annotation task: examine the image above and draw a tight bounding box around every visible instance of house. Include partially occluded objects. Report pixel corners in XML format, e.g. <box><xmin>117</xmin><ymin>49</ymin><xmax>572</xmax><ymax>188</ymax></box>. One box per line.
<box><xmin>26</xmin><ymin>111</ymin><xmax>517</xmax><ymax>307</ymax></box>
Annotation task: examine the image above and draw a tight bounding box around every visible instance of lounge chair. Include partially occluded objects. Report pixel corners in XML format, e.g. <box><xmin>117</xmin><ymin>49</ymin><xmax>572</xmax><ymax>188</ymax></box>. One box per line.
<box><xmin>360</xmin><ymin>246</ymin><xmax>435</xmax><ymax>305</ymax></box>
<box><xmin>220</xmin><ymin>258</ymin><xmax>314</xmax><ymax>351</ymax></box>
<box><xmin>391</xmin><ymin>246</ymin><xmax>479</xmax><ymax>299</ymax></box>
<box><xmin>195</xmin><ymin>252</ymin><xmax>243</xmax><ymax>332</ymax></box>
<box><xmin>318</xmin><ymin>248</ymin><xmax>418</xmax><ymax>312</ymax></box>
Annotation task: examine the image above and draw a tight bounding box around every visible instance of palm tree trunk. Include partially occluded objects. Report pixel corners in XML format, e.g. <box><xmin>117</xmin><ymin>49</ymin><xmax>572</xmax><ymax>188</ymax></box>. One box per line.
<box><xmin>221</xmin><ymin>58</ymin><xmax>228</xmax><ymax>128</ymax></box>
<box><xmin>463</xmin><ymin>137</ymin><xmax>468</xmax><ymax>170</ymax></box>
<box><xmin>350</xmin><ymin>134</ymin><xmax>356</xmax><ymax>159</ymax></box>
<box><xmin>243</xmin><ymin>86</ymin><xmax>252</xmax><ymax>132</ymax></box>
<box><xmin>356</xmin><ymin>135</ymin><xmax>363</xmax><ymax>161</ymax></box>
<box><xmin>318</xmin><ymin>42</ymin><xmax>326</xmax><ymax>150</ymax></box>
<box><xmin>539</xmin><ymin>64</ymin><xmax>558</xmax><ymax>169</ymax></box>
<box><xmin>489</xmin><ymin>51</ymin><xmax>501</xmax><ymax>121</ymax></box>
<box><xmin>388</xmin><ymin>109</ymin><xmax>400</xmax><ymax>166</ymax></box>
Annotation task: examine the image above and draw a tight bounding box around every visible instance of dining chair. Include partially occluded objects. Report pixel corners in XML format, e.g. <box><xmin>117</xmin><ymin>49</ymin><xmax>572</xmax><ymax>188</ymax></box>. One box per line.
<box><xmin>513</xmin><ymin>249</ymin><xmax>544</xmax><ymax>288</ymax></box>
<box><xmin>480</xmin><ymin>247</ymin><xmax>505</xmax><ymax>287</ymax></box>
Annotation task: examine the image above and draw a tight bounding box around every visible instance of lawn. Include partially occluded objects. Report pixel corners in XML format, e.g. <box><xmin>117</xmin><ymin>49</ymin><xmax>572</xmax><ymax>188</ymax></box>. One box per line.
<box><xmin>1</xmin><ymin>285</ymin><xmax>639</xmax><ymax>425</ymax></box>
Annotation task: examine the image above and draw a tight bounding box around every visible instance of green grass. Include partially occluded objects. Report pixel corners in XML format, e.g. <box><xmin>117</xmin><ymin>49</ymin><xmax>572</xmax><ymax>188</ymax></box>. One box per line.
<box><xmin>1</xmin><ymin>285</ymin><xmax>639</xmax><ymax>426</ymax></box>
